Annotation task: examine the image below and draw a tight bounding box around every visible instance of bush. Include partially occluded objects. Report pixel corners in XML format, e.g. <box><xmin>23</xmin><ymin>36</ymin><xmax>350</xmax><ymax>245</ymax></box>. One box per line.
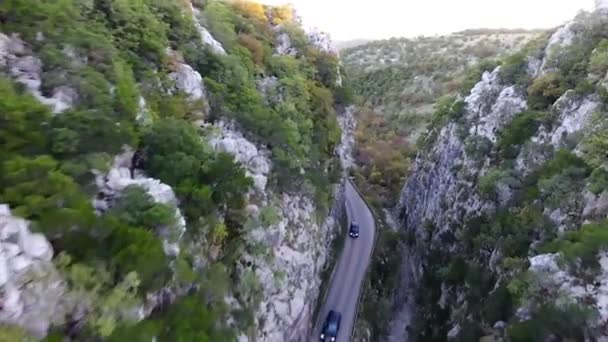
<box><xmin>499</xmin><ymin>53</ymin><xmax>530</xmax><ymax>86</ymax></box>
<box><xmin>543</xmin><ymin>221</ymin><xmax>608</xmax><ymax>269</ymax></box>
<box><xmin>527</xmin><ymin>73</ymin><xmax>566</xmax><ymax>110</ymax></box>
<box><xmin>142</xmin><ymin>118</ymin><xmax>251</xmax><ymax>226</ymax></box>
<box><xmin>589</xmin><ymin>167</ymin><xmax>608</xmax><ymax>194</ymax></box>
<box><xmin>589</xmin><ymin>39</ymin><xmax>608</xmax><ymax>76</ymax></box>
<box><xmin>497</xmin><ymin>111</ymin><xmax>546</xmax><ymax>158</ymax></box>
<box><xmin>464</xmin><ymin>135</ymin><xmax>493</xmax><ymax>161</ymax></box>
<box><xmin>508</xmin><ymin>303</ymin><xmax>592</xmax><ymax>342</ymax></box>
<box><xmin>109</xmin><ymin>185</ymin><xmax>176</xmax><ymax>230</ymax></box>
<box><xmin>460</xmin><ymin>59</ymin><xmax>499</xmax><ymax>94</ymax></box>
<box><xmin>483</xmin><ymin>284</ymin><xmax>513</xmax><ymax>324</ymax></box>
<box><xmin>0</xmin><ymin>155</ymin><xmax>93</xmax><ymax>233</ymax></box>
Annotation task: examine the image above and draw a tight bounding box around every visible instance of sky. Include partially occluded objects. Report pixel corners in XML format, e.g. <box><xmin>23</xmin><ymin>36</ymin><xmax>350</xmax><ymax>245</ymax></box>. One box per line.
<box><xmin>261</xmin><ymin>0</ymin><xmax>595</xmax><ymax>41</ymax></box>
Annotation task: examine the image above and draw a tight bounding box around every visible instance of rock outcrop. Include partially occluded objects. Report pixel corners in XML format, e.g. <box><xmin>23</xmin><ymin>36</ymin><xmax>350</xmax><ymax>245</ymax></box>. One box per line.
<box><xmin>0</xmin><ymin>33</ymin><xmax>76</xmax><ymax>113</ymax></box>
<box><xmin>205</xmin><ymin>121</ymin><xmax>342</xmax><ymax>341</ymax></box>
<box><xmin>190</xmin><ymin>3</ymin><xmax>226</xmax><ymax>55</ymax></box>
<box><xmin>94</xmin><ymin>148</ymin><xmax>186</xmax><ymax>257</ymax></box>
<box><xmin>169</xmin><ymin>62</ymin><xmax>206</xmax><ymax>101</ymax></box>
<box><xmin>392</xmin><ymin>8</ymin><xmax>608</xmax><ymax>339</ymax></box>
<box><xmin>0</xmin><ymin>205</ymin><xmax>66</xmax><ymax>338</ymax></box>
<box><xmin>207</xmin><ymin>121</ymin><xmax>271</xmax><ymax>193</ymax></box>
<box><xmin>336</xmin><ymin>106</ymin><xmax>357</xmax><ymax>170</ymax></box>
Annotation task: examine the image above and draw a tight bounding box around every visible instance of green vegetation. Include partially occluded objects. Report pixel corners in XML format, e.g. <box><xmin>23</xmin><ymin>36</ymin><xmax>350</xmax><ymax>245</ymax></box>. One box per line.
<box><xmin>497</xmin><ymin>110</ymin><xmax>547</xmax><ymax>158</ymax></box>
<box><xmin>0</xmin><ymin>0</ymin><xmax>350</xmax><ymax>338</ymax></box>
<box><xmin>543</xmin><ymin>221</ymin><xmax>608</xmax><ymax>269</ymax></box>
<box><xmin>343</xmin><ymin>31</ymin><xmax>537</xmax><ymax>114</ymax></box>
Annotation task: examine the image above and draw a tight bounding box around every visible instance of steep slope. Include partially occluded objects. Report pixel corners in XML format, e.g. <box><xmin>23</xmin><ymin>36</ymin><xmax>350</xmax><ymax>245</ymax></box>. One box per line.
<box><xmin>342</xmin><ymin>29</ymin><xmax>540</xmax><ymax>116</ymax></box>
<box><xmin>390</xmin><ymin>6</ymin><xmax>608</xmax><ymax>341</ymax></box>
<box><xmin>0</xmin><ymin>0</ymin><xmax>353</xmax><ymax>340</ymax></box>
<box><xmin>343</xmin><ymin>30</ymin><xmax>543</xmax><ymax>217</ymax></box>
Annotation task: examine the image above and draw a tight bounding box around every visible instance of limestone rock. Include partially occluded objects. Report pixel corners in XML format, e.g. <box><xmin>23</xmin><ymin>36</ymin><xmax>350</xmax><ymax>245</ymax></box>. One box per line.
<box><xmin>95</xmin><ymin>149</ymin><xmax>187</xmax><ymax>256</ymax></box>
<box><xmin>0</xmin><ymin>33</ymin><xmax>76</xmax><ymax>113</ymax></box>
<box><xmin>336</xmin><ymin>106</ymin><xmax>357</xmax><ymax>170</ymax></box>
<box><xmin>207</xmin><ymin>121</ymin><xmax>271</xmax><ymax>193</ymax></box>
<box><xmin>169</xmin><ymin>63</ymin><xmax>206</xmax><ymax>101</ymax></box>
<box><xmin>549</xmin><ymin>91</ymin><xmax>600</xmax><ymax>148</ymax></box>
<box><xmin>0</xmin><ymin>205</ymin><xmax>68</xmax><ymax>338</ymax></box>
<box><xmin>274</xmin><ymin>32</ymin><xmax>297</xmax><ymax>56</ymax></box>
<box><xmin>190</xmin><ymin>3</ymin><xmax>226</xmax><ymax>55</ymax></box>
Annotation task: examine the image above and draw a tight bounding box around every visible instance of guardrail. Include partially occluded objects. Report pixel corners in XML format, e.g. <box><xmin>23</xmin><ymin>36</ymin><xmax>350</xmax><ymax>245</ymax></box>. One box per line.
<box><xmin>347</xmin><ymin>178</ymin><xmax>381</xmax><ymax>341</ymax></box>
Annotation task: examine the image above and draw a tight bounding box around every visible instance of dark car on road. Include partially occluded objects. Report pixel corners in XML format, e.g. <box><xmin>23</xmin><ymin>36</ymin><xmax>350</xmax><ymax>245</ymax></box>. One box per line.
<box><xmin>320</xmin><ymin>310</ymin><xmax>341</xmax><ymax>341</ymax></box>
<box><xmin>349</xmin><ymin>221</ymin><xmax>359</xmax><ymax>238</ymax></box>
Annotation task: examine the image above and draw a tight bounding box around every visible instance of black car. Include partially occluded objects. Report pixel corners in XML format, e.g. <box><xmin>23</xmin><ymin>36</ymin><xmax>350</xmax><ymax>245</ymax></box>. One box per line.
<box><xmin>320</xmin><ymin>310</ymin><xmax>341</xmax><ymax>341</ymax></box>
<box><xmin>349</xmin><ymin>221</ymin><xmax>359</xmax><ymax>238</ymax></box>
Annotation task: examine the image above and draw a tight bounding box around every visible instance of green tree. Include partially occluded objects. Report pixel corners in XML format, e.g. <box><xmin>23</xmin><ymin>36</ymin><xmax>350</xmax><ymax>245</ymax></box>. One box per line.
<box><xmin>0</xmin><ymin>155</ymin><xmax>92</xmax><ymax>232</ymax></box>
<box><xmin>109</xmin><ymin>185</ymin><xmax>176</xmax><ymax>230</ymax></box>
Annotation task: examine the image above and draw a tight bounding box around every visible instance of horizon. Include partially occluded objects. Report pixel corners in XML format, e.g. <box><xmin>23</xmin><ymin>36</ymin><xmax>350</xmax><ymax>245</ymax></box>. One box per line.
<box><xmin>261</xmin><ymin>0</ymin><xmax>595</xmax><ymax>41</ymax></box>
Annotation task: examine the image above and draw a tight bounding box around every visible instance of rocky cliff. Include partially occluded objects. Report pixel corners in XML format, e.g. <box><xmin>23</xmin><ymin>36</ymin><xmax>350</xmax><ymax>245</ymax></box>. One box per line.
<box><xmin>0</xmin><ymin>0</ymin><xmax>352</xmax><ymax>340</ymax></box>
<box><xmin>392</xmin><ymin>6</ymin><xmax>608</xmax><ymax>341</ymax></box>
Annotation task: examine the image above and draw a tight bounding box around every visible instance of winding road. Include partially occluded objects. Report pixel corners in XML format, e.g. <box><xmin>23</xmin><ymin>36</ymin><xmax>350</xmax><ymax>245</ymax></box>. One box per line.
<box><xmin>313</xmin><ymin>180</ymin><xmax>376</xmax><ymax>341</ymax></box>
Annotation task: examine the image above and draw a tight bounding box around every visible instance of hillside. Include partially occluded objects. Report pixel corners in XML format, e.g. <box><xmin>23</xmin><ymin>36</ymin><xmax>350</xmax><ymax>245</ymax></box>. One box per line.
<box><xmin>0</xmin><ymin>0</ymin><xmax>354</xmax><ymax>340</ymax></box>
<box><xmin>361</xmin><ymin>6</ymin><xmax>608</xmax><ymax>341</ymax></box>
<box><xmin>338</xmin><ymin>30</ymin><xmax>545</xmax><ymax>217</ymax></box>
<box><xmin>342</xmin><ymin>29</ymin><xmax>542</xmax><ymax>115</ymax></box>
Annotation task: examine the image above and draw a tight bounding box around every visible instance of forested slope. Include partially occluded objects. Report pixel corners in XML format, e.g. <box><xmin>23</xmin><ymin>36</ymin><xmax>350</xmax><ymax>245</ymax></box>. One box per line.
<box><xmin>0</xmin><ymin>0</ymin><xmax>353</xmax><ymax>340</ymax></box>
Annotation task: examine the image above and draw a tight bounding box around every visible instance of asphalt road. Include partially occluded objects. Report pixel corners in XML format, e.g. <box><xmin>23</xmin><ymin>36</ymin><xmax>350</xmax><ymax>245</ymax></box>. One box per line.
<box><xmin>313</xmin><ymin>180</ymin><xmax>376</xmax><ymax>341</ymax></box>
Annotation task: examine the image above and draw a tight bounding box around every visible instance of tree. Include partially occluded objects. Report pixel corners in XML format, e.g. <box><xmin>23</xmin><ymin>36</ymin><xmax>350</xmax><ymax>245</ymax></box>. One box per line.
<box><xmin>0</xmin><ymin>155</ymin><xmax>92</xmax><ymax>233</ymax></box>
<box><xmin>109</xmin><ymin>185</ymin><xmax>176</xmax><ymax>230</ymax></box>
<box><xmin>104</xmin><ymin>221</ymin><xmax>169</xmax><ymax>291</ymax></box>
<box><xmin>0</xmin><ymin>78</ymin><xmax>51</xmax><ymax>158</ymax></box>
<box><xmin>56</xmin><ymin>253</ymin><xmax>141</xmax><ymax>338</ymax></box>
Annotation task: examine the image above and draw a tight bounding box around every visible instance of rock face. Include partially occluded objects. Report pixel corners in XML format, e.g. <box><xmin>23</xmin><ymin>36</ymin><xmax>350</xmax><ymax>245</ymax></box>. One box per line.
<box><xmin>336</xmin><ymin>106</ymin><xmax>357</xmax><ymax>170</ymax></box>
<box><xmin>528</xmin><ymin>253</ymin><xmax>608</xmax><ymax>326</ymax></box>
<box><xmin>169</xmin><ymin>62</ymin><xmax>206</xmax><ymax>101</ymax></box>
<box><xmin>392</xmin><ymin>11</ymin><xmax>608</xmax><ymax>339</ymax></box>
<box><xmin>242</xmin><ymin>194</ymin><xmax>338</xmax><ymax>342</ymax></box>
<box><xmin>0</xmin><ymin>205</ymin><xmax>66</xmax><ymax>338</ymax></box>
<box><xmin>207</xmin><ymin>121</ymin><xmax>271</xmax><ymax>193</ymax></box>
<box><xmin>94</xmin><ymin>148</ymin><xmax>186</xmax><ymax>256</ymax></box>
<box><xmin>274</xmin><ymin>31</ymin><xmax>298</xmax><ymax>56</ymax></box>
<box><xmin>307</xmin><ymin>29</ymin><xmax>335</xmax><ymax>54</ymax></box>
<box><xmin>466</xmin><ymin>68</ymin><xmax>527</xmax><ymax>143</ymax></box>
<box><xmin>0</xmin><ymin>33</ymin><xmax>76</xmax><ymax>113</ymax></box>
<box><xmin>206</xmin><ymin>117</ymin><xmax>349</xmax><ymax>341</ymax></box>
<box><xmin>189</xmin><ymin>3</ymin><xmax>226</xmax><ymax>55</ymax></box>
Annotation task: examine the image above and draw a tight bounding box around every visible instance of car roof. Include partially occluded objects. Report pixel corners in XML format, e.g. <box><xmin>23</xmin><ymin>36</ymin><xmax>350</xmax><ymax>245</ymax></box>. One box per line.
<box><xmin>328</xmin><ymin>310</ymin><xmax>342</xmax><ymax>320</ymax></box>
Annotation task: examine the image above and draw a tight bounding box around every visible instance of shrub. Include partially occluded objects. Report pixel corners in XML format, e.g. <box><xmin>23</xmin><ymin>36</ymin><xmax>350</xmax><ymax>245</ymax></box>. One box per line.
<box><xmin>109</xmin><ymin>185</ymin><xmax>176</xmax><ymax>230</ymax></box>
<box><xmin>460</xmin><ymin>59</ymin><xmax>500</xmax><ymax>94</ymax></box>
<box><xmin>464</xmin><ymin>135</ymin><xmax>493</xmax><ymax>161</ymax></box>
<box><xmin>589</xmin><ymin>39</ymin><xmax>608</xmax><ymax>76</ymax></box>
<box><xmin>527</xmin><ymin>73</ymin><xmax>566</xmax><ymax>110</ymax></box>
<box><xmin>142</xmin><ymin>119</ymin><xmax>252</xmax><ymax>225</ymax></box>
<box><xmin>497</xmin><ymin>111</ymin><xmax>546</xmax><ymax>158</ymax></box>
<box><xmin>508</xmin><ymin>303</ymin><xmax>592</xmax><ymax>342</ymax></box>
<box><xmin>542</xmin><ymin>221</ymin><xmax>608</xmax><ymax>269</ymax></box>
<box><xmin>589</xmin><ymin>167</ymin><xmax>608</xmax><ymax>194</ymax></box>
<box><xmin>499</xmin><ymin>53</ymin><xmax>530</xmax><ymax>86</ymax></box>
<box><xmin>483</xmin><ymin>284</ymin><xmax>513</xmax><ymax>324</ymax></box>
